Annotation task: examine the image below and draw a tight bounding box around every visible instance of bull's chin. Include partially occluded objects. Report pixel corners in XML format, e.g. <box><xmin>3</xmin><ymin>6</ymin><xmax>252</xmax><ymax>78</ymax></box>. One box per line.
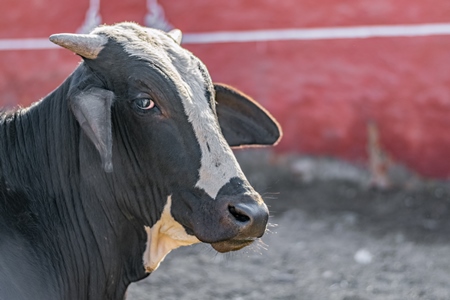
<box><xmin>210</xmin><ymin>239</ymin><xmax>255</xmax><ymax>253</ymax></box>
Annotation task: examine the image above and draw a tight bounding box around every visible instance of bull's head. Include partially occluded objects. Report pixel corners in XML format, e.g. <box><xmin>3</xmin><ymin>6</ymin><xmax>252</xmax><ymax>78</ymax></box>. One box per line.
<box><xmin>50</xmin><ymin>22</ymin><xmax>281</xmax><ymax>272</ymax></box>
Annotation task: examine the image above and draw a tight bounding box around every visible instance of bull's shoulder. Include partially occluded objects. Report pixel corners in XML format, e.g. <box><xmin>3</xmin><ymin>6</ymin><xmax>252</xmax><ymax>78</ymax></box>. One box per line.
<box><xmin>0</xmin><ymin>179</ymin><xmax>37</xmax><ymax>234</ymax></box>
<box><xmin>0</xmin><ymin>233</ymin><xmax>52</xmax><ymax>300</ymax></box>
<box><xmin>0</xmin><ymin>187</ymin><xmax>52</xmax><ymax>300</ymax></box>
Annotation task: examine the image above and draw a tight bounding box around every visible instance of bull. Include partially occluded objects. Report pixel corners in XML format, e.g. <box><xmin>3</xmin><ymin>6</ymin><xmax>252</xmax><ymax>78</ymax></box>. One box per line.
<box><xmin>0</xmin><ymin>22</ymin><xmax>281</xmax><ymax>299</ymax></box>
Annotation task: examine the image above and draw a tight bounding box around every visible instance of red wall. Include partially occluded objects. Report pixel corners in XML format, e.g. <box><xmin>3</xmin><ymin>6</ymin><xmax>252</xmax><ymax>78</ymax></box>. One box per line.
<box><xmin>1</xmin><ymin>0</ymin><xmax>450</xmax><ymax>178</ymax></box>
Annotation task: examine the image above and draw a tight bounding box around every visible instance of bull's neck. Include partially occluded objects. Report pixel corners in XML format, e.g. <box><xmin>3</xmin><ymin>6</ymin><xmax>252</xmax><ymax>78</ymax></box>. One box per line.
<box><xmin>0</xmin><ymin>81</ymin><xmax>76</xmax><ymax>190</ymax></box>
<box><xmin>0</xmin><ymin>76</ymin><xmax>83</xmax><ymax>221</ymax></box>
<box><xmin>0</xmin><ymin>71</ymin><xmax>147</xmax><ymax>299</ymax></box>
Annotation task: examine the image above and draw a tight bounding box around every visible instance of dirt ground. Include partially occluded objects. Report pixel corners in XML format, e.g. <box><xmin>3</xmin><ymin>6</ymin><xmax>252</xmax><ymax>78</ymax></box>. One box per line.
<box><xmin>128</xmin><ymin>151</ymin><xmax>450</xmax><ymax>300</ymax></box>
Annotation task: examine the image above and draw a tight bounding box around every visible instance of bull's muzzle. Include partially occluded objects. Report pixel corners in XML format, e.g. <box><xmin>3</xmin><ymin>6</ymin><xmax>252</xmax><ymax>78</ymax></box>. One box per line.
<box><xmin>172</xmin><ymin>178</ymin><xmax>271</xmax><ymax>253</ymax></box>
<box><xmin>228</xmin><ymin>200</ymin><xmax>269</xmax><ymax>238</ymax></box>
<box><xmin>211</xmin><ymin>194</ymin><xmax>269</xmax><ymax>253</ymax></box>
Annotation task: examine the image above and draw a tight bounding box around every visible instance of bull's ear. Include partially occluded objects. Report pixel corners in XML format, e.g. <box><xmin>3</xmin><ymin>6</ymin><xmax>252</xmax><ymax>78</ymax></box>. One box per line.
<box><xmin>214</xmin><ymin>83</ymin><xmax>282</xmax><ymax>147</ymax></box>
<box><xmin>70</xmin><ymin>87</ymin><xmax>114</xmax><ymax>172</ymax></box>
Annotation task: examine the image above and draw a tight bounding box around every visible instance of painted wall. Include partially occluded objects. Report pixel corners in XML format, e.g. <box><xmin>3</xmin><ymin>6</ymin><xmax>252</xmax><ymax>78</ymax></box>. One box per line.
<box><xmin>1</xmin><ymin>0</ymin><xmax>450</xmax><ymax>178</ymax></box>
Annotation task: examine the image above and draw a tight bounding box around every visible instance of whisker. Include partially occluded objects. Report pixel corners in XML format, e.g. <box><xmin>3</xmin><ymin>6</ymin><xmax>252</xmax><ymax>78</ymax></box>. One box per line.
<box><xmin>255</xmin><ymin>239</ymin><xmax>269</xmax><ymax>251</ymax></box>
<box><xmin>262</xmin><ymin>191</ymin><xmax>281</xmax><ymax>195</ymax></box>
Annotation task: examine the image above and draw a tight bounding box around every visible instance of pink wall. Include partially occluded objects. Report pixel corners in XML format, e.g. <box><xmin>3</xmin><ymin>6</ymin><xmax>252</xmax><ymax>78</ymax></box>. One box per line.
<box><xmin>1</xmin><ymin>0</ymin><xmax>450</xmax><ymax>178</ymax></box>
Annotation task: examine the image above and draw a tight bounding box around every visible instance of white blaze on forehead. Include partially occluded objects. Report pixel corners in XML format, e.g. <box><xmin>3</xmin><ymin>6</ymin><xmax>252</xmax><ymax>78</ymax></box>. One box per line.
<box><xmin>143</xmin><ymin>196</ymin><xmax>199</xmax><ymax>273</ymax></box>
<box><xmin>178</xmin><ymin>67</ymin><xmax>245</xmax><ymax>199</ymax></box>
<box><xmin>120</xmin><ymin>26</ymin><xmax>246</xmax><ymax>199</ymax></box>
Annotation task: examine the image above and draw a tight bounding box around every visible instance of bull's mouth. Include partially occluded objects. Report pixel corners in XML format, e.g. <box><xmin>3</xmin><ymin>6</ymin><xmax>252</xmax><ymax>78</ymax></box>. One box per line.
<box><xmin>171</xmin><ymin>186</ymin><xmax>269</xmax><ymax>254</ymax></box>
<box><xmin>211</xmin><ymin>238</ymin><xmax>256</xmax><ymax>253</ymax></box>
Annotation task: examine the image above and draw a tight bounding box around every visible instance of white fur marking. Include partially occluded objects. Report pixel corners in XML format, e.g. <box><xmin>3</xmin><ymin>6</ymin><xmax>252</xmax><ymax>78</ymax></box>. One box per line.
<box><xmin>143</xmin><ymin>196</ymin><xmax>199</xmax><ymax>273</ymax></box>
<box><xmin>178</xmin><ymin>68</ymin><xmax>245</xmax><ymax>199</ymax></box>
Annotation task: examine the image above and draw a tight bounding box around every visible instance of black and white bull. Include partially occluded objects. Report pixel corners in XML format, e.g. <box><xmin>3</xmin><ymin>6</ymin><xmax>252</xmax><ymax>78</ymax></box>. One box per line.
<box><xmin>0</xmin><ymin>22</ymin><xmax>281</xmax><ymax>299</ymax></box>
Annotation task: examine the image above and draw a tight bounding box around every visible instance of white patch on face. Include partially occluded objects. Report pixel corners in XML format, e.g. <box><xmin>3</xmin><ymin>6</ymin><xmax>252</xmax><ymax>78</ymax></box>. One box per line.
<box><xmin>178</xmin><ymin>71</ymin><xmax>245</xmax><ymax>199</ymax></box>
<box><xmin>143</xmin><ymin>196</ymin><xmax>199</xmax><ymax>273</ymax></box>
<box><xmin>119</xmin><ymin>27</ymin><xmax>246</xmax><ymax>199</ymax></box>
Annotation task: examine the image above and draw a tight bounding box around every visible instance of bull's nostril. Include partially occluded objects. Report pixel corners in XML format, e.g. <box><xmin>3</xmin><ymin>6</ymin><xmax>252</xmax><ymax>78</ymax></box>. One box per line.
<box><xmin>228</xmin><ymin>205</ymin><xmax>251</xmax><ymax>223</ymax></box>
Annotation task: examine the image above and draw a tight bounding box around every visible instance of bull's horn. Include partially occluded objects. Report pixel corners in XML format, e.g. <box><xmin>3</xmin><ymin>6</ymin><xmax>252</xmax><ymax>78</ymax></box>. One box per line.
<box><xmin>49</xmin><ymin>34</ymin><xmax>108</xmax><ymax>59</ymax></box>
<box><xmin>168</xmin><ymin>29</ymin><xmax>182</xmax><ymax>45</ymax></box>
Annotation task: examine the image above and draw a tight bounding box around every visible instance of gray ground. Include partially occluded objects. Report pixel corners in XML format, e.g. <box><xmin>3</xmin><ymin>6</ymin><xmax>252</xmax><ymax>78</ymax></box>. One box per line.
<box><xmin>128</xmin><ymin>151</ymin><xmax>450</xmax><ymax>300</ymax></box>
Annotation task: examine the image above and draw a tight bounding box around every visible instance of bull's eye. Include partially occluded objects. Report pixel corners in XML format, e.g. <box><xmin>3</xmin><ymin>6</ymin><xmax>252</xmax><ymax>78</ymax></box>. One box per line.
<box><xmin>135</xmin><ymin>98</ymin><xmax>155</xmax><ymax>110</ymax></box>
